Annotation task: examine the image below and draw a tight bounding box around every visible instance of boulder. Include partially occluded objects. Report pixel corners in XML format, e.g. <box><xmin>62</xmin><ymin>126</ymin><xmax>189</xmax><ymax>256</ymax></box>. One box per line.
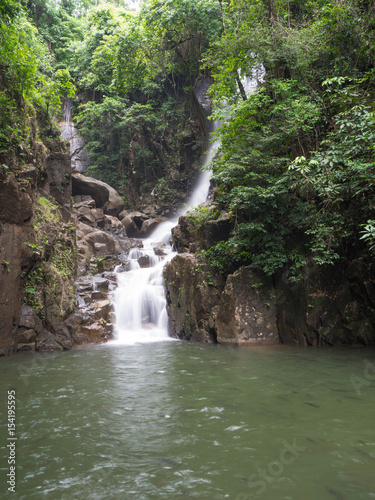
<box><xmin>72</xmin><ymin>173</ymin><xmax>125</xmax><ymax>217</ymax></box>
<box><xmin>83</xmin><ymin>229</ymin><xmax>123</xmax><ymax>256</ymax></box>
<box><xmin>121</xmin><ymin>212</ymin><xmax>149</xmax><ymax>237</ymax></box>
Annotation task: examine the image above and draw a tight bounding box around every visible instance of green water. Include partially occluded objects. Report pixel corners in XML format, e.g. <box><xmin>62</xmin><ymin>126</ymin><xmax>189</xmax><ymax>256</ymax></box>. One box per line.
<box><xmin>0</xmin><ymin>342</ymin><xmax>375</xmax><ymax>500</ymax></box>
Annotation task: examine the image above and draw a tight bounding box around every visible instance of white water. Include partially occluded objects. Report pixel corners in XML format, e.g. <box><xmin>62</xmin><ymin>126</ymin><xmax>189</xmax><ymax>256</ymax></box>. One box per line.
<box><xmin>113</xmin><ymin>123</ymin><xmax>220</xmax><ymax>345</ymax></box>
<box><xmin>113</xmin><ymin>72</ymin><xmax>263</xmax><ymax>346</ymax></box>
<box><xmin>61</xmin><ymin>99</ymin><xmax>89</xmax><ymax>173</ymax></box>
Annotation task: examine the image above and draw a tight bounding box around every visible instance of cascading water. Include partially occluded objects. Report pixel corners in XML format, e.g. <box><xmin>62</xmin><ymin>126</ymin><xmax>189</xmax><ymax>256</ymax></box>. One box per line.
<box><xmin>60</xmin><ymin>98</ymin><xmax>89</xmax><ymax>173</ymax></box>
<box><xmin>113</xmin><ymin>72</ymin><xmax>264</xmax><ymax>345</ymax></box>
<box><xmin>113</xmin><ymin>123</ymin><xmax>221</xmax><ymax>345</ymax></box>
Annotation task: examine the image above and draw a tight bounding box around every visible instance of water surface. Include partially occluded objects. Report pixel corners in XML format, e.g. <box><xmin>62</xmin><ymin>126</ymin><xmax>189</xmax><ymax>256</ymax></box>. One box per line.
<box><xmin>0</xmin><ymin>343</ymin><xmax>374</xmax><ymax>499</ymax></box>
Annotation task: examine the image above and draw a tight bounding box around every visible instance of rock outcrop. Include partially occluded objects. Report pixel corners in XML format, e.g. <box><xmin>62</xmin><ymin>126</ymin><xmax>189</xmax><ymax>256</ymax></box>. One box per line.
<box><xmin>164</xmin><ymin>255</ymin><xmax>278</xmax><ymax>345</ymax></box>
<box><xmin>164</xmin><ymin>204</ymin><xmax>375</xmax><ymax>346</ymax></box>
<box><xmin>0</xmin><ymin>139</ymin><xmax>77</xmax><ymax>355</ymax></box>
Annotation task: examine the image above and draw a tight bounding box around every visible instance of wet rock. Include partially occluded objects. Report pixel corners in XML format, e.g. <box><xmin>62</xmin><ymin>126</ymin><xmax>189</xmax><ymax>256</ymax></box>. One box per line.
<box><xmin>76</xmin><ymin>278</ymin><xmax>94</xmax><ymax>292</ymax></box>
<box><xmin>153</xmin><ymin>245</ymin><xmax>166</xmax><ymax>256</ymax></box>
<box><xmin>164</xmin><ymin>253</ymin><xmax>221</xmax><ymax>342</ymax></box>
<box><xmin>93</xmin><ymin>277</ymin><xmax>109</xmax><ymax>290</ymax></box>
<box><xmin>138</xmin><ymin>255</ymin><xmax>151</xmax><ymax>268</ymax></box>
<box><xmin>140</xmin><ymin>218</ymin><xmax>163</xmax><ymax>236</ymax></box>
<box><xmin>17</xmin><ymin>343</ymin><xmax>35</xmax><ymax>352</ymax></box>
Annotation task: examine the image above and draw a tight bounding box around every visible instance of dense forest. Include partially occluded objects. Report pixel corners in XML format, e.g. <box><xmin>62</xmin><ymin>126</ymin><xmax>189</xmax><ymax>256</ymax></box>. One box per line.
<box><xmin>1</xmin><ymin>0</ymin><xmax>375</xmax><ymax>348</ymax></box>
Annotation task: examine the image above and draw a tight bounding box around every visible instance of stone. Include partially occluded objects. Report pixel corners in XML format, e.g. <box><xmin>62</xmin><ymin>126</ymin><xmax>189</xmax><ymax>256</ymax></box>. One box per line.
<box><xmin>77</xmin><ymin>210</ymin><xmax>96</xmax><ymax>227</ymax></box>
<box><xmin>121</xmin><ymin>212</ymin><xmax>149</xmax><ymax>237</ymax></box>
<box><xmin>153</xmin><ymin>245</ymin><xmax>166</xmax><ymax>256</ymax></box>
<box><xmin>84</xmin><ymin>229</ymin><xmax>123</xmax><ymax>256</ymax></box>
<box><xmin>92</xmin><ymin>299</ymin><xmax>112</xmax><ymax>320</ymax></box>
<box><xmin>72</xmin><ymin>173</ymin><xmax>125</xmax><ymax>217</ymax></box>
<box><xmin>17</xmin><ymin>343</ymin><xmax>35</xmax><ymax>352</ymax></box>
<box><xmin>17</xmin><ymin>329</ymin><xmax>37</xmax><ymax>344</ymax></box>
<box><xmin>216</xmin><ymin>267</ymin><xmax>278</xmax><ymax>345</ymax></box>
<box><xmin>36</xmin><ymin>329</ymin><xmax>65</xmax><ymax>351</ymax></box>
<box><xmin>73</xmin><ymin>197</ymin><xmax>96</xmax><ymax>209</ymax></box>
<box><xmin>140</xmin><ymin>218</ymin><xmax>163</xmax><ymax>236</ymax></box>
<box><xmin>138</xmin><ymin>255</ymin><xmax>151</xmax><ymax>268</ymax></box>
<box><xmin>93</xmin><ymin>277</ymin><xmax>109</xmax><ymax>290</ymax></box>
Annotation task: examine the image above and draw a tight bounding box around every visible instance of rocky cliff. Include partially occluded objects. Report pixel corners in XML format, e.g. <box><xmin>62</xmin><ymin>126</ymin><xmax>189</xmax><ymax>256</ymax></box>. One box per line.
<box><xmin>164</xmin><ymin>212</ymin><xmax>375</xmax><ymax>346</ymax></box>
<box><xmin>0</xmin><ymin>137</ymin><xmax>76</xmax><ymax>355</ymax></box>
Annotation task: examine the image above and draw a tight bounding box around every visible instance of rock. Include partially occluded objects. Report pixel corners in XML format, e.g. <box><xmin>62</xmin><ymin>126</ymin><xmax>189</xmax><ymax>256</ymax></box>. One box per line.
<box><xmin>75</xmin><ymin>321</ymin><xmax>109</xmax><ymax>343</ymax></box>
<box><xmin>73</xmin><ymin>196</ymin><xmax>96</xmax><ymax>209</ymax></box>
<box><xmin>76</xmin><ymin>278</ymin><xmax>94</xmax><ymax>292</ymax></box>
<box><xmin>77</xmin><ymin>209</ymin><xmax>96</xmax><ymax>227</ymax></box>
<box><xmin>118</xmin><ymin>209</ymin><xmax>128</xmax><ymax>220</ymax></box>
<box><xmin>172</xmin><ymin>210</ymin><xmax>231</xmax><ymax>253</ymax></box>
<box><xmin>153</xmin><ymin>245</ymin><xmax>166</xmax><ymax>256</ymax></box>
<box><xmin>72</xmin><ymin>173</ymin><xmax>125</xmax><ymax>217</ymax></box>
<box><xmin>76</xmin><ymin>221</ymin><xmax>96</xmax><ymax>237</ymax></box>
<box><xmin>216</xmin><ymin>267</ymin><xmax>278</xmax><ymax>345</ymax></box>
<box><xmin>17</xmin><ymin>329</ymin><xmax>37</xmax><ymax>344</ymax></box>
<box><xmin>164</xmin><ymin>256</ymin><xmax>278</xmax><ymax>345</ymax></box>
<box><xmin>92</xmin><ymin>299</ymin><xmax>111</xmax><ymax>320</ymax></box>
<box><xmin>104</xmin><ymin>215</ymin><xmax>125</xmax><ymax>235</ymax></box>
<box><xmin>93</xmin><ymin>277</ymin><xmax>109</xmax><ymax>290</ymax></box>
<box><xmin>121</xmin><ymin>212</ymin><xmax>149</xmax><ymax>237</ymax></box>
<box><xmin>164</xmin><ymin>253</ymin><xmax>221</xmax><ymax>342</ymax></box>
<box><xmin>83</xmin><ymin>229</ymin><xmax>123</xmax><ymax>256</ymax></box>
<box><xmin>138</xmin><ymin>255</ymin><xmax>150</xmax><ymax>268</ymax></box>
<box><xmin>36</xmin><ymin>329</ymin><xmax>65</xmax><ymax>351</ymax></box>
<box><xmin>19</xmin><ymin>306</ymin><xmax>39</xmax><ymax>330</ymax></box>
<box><xmin>140</xmin><ymin>218</ymin><xmax>163</xmax><ymax>236</ymax></box>
<box><xmin>17</xmin><ymin>343</ymin><xmax>35</xmax><ymax>352</ymax></box>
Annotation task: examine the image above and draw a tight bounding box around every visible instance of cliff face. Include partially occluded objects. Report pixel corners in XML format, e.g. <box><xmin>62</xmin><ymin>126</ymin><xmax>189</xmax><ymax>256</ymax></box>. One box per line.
<box><xmin>0</xmin><ymin>138</ymin><xmax>77</xmax><ymax>355</ymax></box>
<box><xmin>165</xmin><ymin>213</ymin><xmax>375</xmax><ymax>347</ymax></box>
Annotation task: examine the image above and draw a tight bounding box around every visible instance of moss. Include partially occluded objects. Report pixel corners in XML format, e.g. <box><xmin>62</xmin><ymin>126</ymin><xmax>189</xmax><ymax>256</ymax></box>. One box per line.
<box><xmin>23</xmin><ymin>194</ymin><xmax>76</xmax><ymax>321</ymax></box>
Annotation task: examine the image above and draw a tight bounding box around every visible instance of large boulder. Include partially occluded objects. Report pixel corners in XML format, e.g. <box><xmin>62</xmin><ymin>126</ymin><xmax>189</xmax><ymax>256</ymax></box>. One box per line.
<box><xmin>121</xmin><ymin>212</ymin><xmax>162</xmax><ymax>238</ymax></box>
<box><xmin>72</xmin><ymin>173</ymin><xmax>125</xmax><ymax>217</ymax></box>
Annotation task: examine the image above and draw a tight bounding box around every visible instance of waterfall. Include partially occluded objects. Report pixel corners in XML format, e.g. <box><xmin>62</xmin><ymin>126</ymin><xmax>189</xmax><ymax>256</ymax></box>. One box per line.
<box><xmin>60</xmin><ymin>99</ymin><xmax>89</xmax><ymax>174</ymax></box>
<box><xmin>113</xmin><ymin>71</ymin><xmax>263</xmax><ymax>345</ymax></box>
<box><xmin>113</xmin><ymin>123</ymin><xmax>220</xmax><ymax>345</ymax></box>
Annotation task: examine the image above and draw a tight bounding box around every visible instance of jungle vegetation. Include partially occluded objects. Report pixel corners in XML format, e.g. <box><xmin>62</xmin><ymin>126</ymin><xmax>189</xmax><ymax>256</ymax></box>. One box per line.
<box><xmin>1</xmin><ymin>0</ymin><xmax>375</xmax><ymax>278</ymax></box>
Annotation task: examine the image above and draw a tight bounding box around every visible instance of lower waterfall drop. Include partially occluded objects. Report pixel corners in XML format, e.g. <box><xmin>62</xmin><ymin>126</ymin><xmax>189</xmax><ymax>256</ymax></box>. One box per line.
<box><xmin>113</xmin><ymin>124</ymin><xmax>220</xmax><ymax>345</ymax></box>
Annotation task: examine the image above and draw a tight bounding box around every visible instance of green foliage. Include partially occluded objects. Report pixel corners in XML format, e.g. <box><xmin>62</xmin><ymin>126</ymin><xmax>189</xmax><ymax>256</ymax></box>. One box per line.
<box><xmin>199</xmin><ymin>0</ymin><xmax>375</xmax><ymax>277</ymax></box>
<box><xmin>186</xmin><ymin>205</ymin><xmax>219</xmax><ymax>231</ymax></box>
<box><xmin>360</xmin><ymin>221</ymin><xmax>375</xmax><ymax>255</ymax></box>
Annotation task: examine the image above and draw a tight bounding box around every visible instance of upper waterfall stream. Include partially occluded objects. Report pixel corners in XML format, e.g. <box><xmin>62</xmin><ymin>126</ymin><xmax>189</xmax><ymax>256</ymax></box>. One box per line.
<box><xmin>113</xmin><ymin>123</ymin><xmax>220</xmax><ymax>344</ymax></box>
